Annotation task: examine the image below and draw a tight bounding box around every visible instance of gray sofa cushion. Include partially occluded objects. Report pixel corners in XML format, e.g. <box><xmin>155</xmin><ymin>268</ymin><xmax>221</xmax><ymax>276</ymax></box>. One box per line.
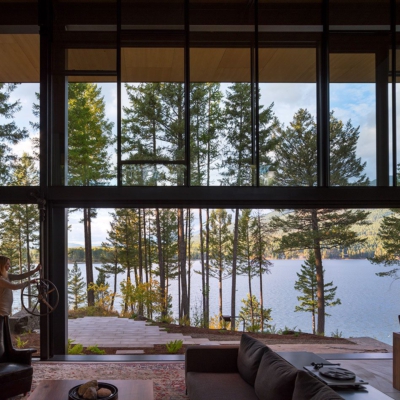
<box><xmin>254</xmin><ymin>349</ymin><xmax>298</xmax><ymax>400</ymax></box>
<box><xmin>237</xmin><ymin>333</ymin><xmax>269</xmax><ymax>386</ymax></box>
<box><xmin>186</xmin><ymin>372</ymin><xmax>259</xmax><ymax>400</ymax></box>
<box><xmin>293</xmin><ymin>370</ymin><xmax>344</xmax><ymax>400</ymax></box>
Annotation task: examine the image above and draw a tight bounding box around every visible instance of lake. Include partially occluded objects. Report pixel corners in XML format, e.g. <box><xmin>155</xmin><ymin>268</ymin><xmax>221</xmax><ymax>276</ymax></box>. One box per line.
<box><xmin>13</xmin><ymin>259</ymin><xmax>400</xmax><ymax>345</ymax></box>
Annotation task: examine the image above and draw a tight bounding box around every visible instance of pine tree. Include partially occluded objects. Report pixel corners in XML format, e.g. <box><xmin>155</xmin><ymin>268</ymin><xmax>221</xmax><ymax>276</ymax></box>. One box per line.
<box><xmin>221</xmin><ymin>83</ymin><xmax>277</xmax><ymax>330</ymax></box>
<box><xmin>68</xmin><ymin>83</ymin><xmax>114</xmax><ymax>307</ymax></box>
<box><xmin>250</xmin><ymin>210</ymin><xmax>273</xmax><ymax>331</ymax></box>
<box><xmin>270</xmin><ymin>109</ymin><xmax>369</xmax><ymax>334</ymax></box>
<box><xmin>68</xmin><ymin>261</ymin><xmax>86</xmax><ymax>310</ymax></box>
<box><xmin>369</xmin><ymin>206</ymin><xmax>400</xmax><ymax>279</ymax></box>
<box><xmin>239</xmin><ymin>294</ymin><xmax>272</xmax><ymax>332</ymax></box>
<box><xmin>0</xmin><ymin>83</ymin><xmax>29</xmax><ymax>184</ymax></box>
<box><xmin>294</xmin><ymin>252</ymin><xmax>341</xmax><ymax>334</ymax></box>
<box><xmin>208</xmin><ymin>209</ymin><xmax>232</xmax><ymax>318</ymax></box>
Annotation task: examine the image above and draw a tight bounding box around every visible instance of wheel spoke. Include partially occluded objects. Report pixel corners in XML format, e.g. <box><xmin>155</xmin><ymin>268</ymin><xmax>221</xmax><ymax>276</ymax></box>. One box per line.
<box><xmin>47</xmin><ymin>288</ymin><xmax>56</xmax><ymax>294</ymax></box>
<box><xmin>32</xmin><ymin>300</ymin><xmax>39</xmax><ymax>314</ymax></box>
<box><xmin>22</xmin><ymin>293</ymin><xmax>39</xmax><ymax>298</ymax></box>
<box><xmin>41</xmin><ymin>298</ymin><xmax>54</xmax><ymax>311</ymax></box>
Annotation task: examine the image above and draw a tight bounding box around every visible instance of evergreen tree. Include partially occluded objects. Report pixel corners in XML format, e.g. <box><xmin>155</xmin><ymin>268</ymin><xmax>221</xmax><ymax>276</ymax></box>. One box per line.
<box><xmin>68</xmin><ymin>83</ymin><xmax>114</xmax><ymax>306</ymax></box>
<box><xmin>239</xmin><ymin>294</ymin><xmax>272</xmax><ymax>332</ymax></box>
<box><xmin>250</xmin><ymin>210</ymin><xmax>273</xmax><ymax>331</ymax></box>
<box><xmin>294</xmin><ymin>252</ymin><xmax>341</xmax><ymax>334</ymax></box>
<box><xmin>369</xmin><ymin>206</ymin><xmax>400</xmax><ymax>279</ymax></box>
<box><xmin>270</xmin><ymin>109</ymin><xmax>369</xmax><ymax>334</ymax></box>
<box><xmin>0</xmin><ymin>83</ymin><xmax>29</xmax><ymax>184</ymax></box>
<box><xmin>208</xmin><ymin>209</ymin><xmax>232</xmax><ymax>318</ymax></box>
<box><xmin>68</xmin><ymin>261</ymin><xmax>86</xmax><ymax>310</ymax></box>
<box><xmin>221</xmin><ymin>83</ymin><xmax>277</xmax><ymax>330</ymax></box>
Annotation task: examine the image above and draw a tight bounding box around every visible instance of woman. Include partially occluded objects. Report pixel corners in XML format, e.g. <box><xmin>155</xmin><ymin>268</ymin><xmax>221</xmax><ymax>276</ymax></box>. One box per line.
<box><xmin>0</xmin><ymin>256</ymin><xmax>41</xmax><ymax>316</ymax></box>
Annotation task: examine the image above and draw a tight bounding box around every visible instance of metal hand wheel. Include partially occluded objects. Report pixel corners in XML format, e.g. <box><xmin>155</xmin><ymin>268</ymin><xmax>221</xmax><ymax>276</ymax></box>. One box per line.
<box><xmin>21</xmin><ymin>278</ymin><xmax>59</xmax><ymax>316</ymax></box>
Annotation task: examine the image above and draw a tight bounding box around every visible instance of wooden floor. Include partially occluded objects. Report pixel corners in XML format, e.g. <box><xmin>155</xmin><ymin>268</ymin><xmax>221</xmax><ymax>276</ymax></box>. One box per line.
<box><xmin>329</xmin><ymin>359</ymin><xmax>400</xmax><ymax>399</ymax></box>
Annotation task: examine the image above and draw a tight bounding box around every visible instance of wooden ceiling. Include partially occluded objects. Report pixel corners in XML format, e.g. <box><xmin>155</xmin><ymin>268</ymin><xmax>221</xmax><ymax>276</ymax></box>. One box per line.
<box><xmin>0</xmin><ymin>33</ymin><xmax>388</xmax><ymax>84</ymax></box>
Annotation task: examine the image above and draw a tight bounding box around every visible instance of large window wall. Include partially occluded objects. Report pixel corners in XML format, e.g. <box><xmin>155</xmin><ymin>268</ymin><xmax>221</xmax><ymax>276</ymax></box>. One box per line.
<box><xmin>41</xmin><ymin>0</ymin><xmax>398</xmax><ymax>189</ymax></box>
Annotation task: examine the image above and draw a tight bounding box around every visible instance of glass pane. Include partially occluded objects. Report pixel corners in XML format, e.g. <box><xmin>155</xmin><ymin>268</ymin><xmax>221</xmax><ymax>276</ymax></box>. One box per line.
<box><xmin>260</xmin><ymin>47</ymin><xmax>317</xmax><ymax>186</ymax></box>
<box><xmin>67</xmin><ymin>78</ymin><xmax>117</xmax><ymax>186</ymax></box>
<box><xmin>190</xmin><ymin>48</ymin><xmax>251</xmax><ymax>186</ymax></box>
<box><xmin>330</xmin><ymin>0</ymin><xmax>390</xmax><ymax>28</ymax></box>
<box><xmin>121</xmin><ymin>164</ymin><xmax>186</xmax><ymax>186</ymax></box>
<box><xmin>67</xmin><ymin>49</ymin><xmax>117</xmax><ymax>71</ymax></box>
<box><xmin>121</xmin><ymin>47</ymin><xmax>186</xmax><ymax>182</ymax></box>
<box><xmin>330</xmin><ymin>52</ymin><xmax>375</xmax><ymax>186</ymax></box>
<box><xmin>0</xmin><ymin>34</ymin><xmax>40</xmax><ymax>186</ymax></box>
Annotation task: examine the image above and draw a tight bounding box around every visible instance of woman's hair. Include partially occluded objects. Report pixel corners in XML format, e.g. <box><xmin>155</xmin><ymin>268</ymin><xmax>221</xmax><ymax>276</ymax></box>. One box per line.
<box><xmin>0</xmin><ymin>256</ymin><xmax>10</xmax><ymax>278</ymax></box>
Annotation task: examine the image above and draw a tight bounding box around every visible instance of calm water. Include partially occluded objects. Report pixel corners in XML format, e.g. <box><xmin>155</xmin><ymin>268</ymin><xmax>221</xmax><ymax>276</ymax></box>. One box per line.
<box><xmin>13</xmin><ymin>259</ymin><xmax>400</xmax><ymax>345</ymax></box>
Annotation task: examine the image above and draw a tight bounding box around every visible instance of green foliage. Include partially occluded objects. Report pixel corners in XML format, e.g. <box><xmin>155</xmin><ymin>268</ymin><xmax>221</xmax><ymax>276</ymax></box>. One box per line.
<box><xmin>68</xmin><ymin>306</ymin><xmax>119</xmax><ymax>318</ymax></box>
<box><xmin>270</xmin><ymin>109</ymin><xmax>370</xmax><ymax>334</ymax></box>
<box><xmin>15</xmin><ymin>336</ymin><xmax>28</xmax><ymax>349</ymax></box>
<box><xmin>294</xmin><ymin>252</ymin><xmax>341</xmax><ymax>334</ymax></box>
<box><xmin>331</xmin><ymin>329</ymin><xmax>343</xmax><ymax>338</ymax></box>
<box><xmin>86</xmin><ymin>345</ymin><xmax>106</xmax><ymax>355</ymax></box>
<box><xmin>278</xmin><ymin>326</ymin><xmax>298</xmax><ymax>335</ymax></box>
<box><xmin>68</xmin><ymin>339</ymin><xmax>84</xmax><ymax>355</ymax></box>
<box><xmin>239</xmin><ymin>294</ymin><xmax>272</xmax><ymax>333</ymax></box>
<box><xmin>68</xmin><ymin>261</ymin><xmax>87</xmax><ymax>310</ymax></box>
<box><xmin>0</xmin><ymin>83</ymin><xmax>29</xmax><ymax>184</ymax></box>
<box><xmin>165</xmin><ymin>340</ymin><xmax>183</xmax><ymax>354</ymax></box>
<box><xmin>369</xmin><ymin>208</ymin><xmax>400</xmax><ymax>279</ymax></box>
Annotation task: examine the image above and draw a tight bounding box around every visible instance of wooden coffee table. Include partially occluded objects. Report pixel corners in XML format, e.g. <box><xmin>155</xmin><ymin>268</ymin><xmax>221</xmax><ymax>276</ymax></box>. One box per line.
<box><xmin>28</xmin><ymin>379</ymin><xmax>153</xmax><ymax>400</ymax></box>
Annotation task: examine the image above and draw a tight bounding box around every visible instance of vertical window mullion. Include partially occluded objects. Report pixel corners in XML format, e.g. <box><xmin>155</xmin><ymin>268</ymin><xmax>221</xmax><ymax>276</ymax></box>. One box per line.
<box><xmin>117</xmin><ymin>0</ymin><xmax>122</xmax><ymax>186</ymax></box>
<box><xmin>317</xmin><ymin>0</ymin><xmax>330</xmax><ymax>187</ymax></box>
<box><xmin>392</xmin><ymin>0</ymin><xmax>397</xmax><ymax>186</ymax></box>
<box><xmin>185</xmin><ymin>0</ymin><xmax>190</xmax><ymax>187</ymax></box>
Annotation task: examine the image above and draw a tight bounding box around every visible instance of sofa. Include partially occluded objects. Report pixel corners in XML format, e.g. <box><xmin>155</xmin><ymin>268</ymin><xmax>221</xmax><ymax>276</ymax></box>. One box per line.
<box><xmin>185</xmin><ymin>333</ymin><xmax>344</xmax><ymax>400</ymax></box>
<box><xmin>0</xmin><ymin>315</ymin><xmax>36</xmax><ymax>399</ymax></box>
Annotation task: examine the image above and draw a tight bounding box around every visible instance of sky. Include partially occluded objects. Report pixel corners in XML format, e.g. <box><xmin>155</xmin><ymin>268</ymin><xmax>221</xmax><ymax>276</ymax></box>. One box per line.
<box><xmin>1</xmin><ymin>80</ymin><xmax>383</xmax><ymax>245</ymax></box>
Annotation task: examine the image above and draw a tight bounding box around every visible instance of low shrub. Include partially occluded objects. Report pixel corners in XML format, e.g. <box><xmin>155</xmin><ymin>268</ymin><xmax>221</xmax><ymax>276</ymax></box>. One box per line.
<box><xmin>166</xmin><ymin>339</ymin><xmax>183</xmax><ymax>354</ymax></box>
<box><xmin>86</xmin><ymin>345</ymin><xmax>106</xmax><ymax>355</ymax></box>
<box><xmin>68</xmin><ymin>306</ymin><xmax>119</xmax><ymax>318</ymax></box>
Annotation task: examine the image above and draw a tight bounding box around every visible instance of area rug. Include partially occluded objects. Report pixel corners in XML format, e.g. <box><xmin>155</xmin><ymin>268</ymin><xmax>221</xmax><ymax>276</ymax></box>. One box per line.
<box><xmin>13</xmin><ymin>362</ymin><xmax>188</xmax><ymax>400</ymax></box>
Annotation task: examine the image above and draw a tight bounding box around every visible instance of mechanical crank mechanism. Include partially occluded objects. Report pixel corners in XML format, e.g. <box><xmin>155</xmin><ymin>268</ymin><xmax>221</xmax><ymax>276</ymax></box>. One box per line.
<box><xmin>21</xmin><ymin>277</ymin><xmax>59</xmax><ymax>316</ymax></box>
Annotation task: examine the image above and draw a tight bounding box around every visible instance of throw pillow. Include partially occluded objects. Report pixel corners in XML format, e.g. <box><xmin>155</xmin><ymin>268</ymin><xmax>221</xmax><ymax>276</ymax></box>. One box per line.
<box><xmin>254</xmin><ymin>349</ymin><xmax>298</xmax><ymax>400</ymax></box>
<box><xmin>237</xmin><ymin>333</ymin><xmax>269</xmax><ymax>386</ymax></box>
<box><xmin>293</xmin><ymin>370</ymin><xmax>344</xmax><ymax>400</ymax></box>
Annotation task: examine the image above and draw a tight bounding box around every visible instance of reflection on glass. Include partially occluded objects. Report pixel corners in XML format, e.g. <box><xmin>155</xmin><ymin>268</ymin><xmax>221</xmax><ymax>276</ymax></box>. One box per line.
<box><xmin>67</xmin><ymin>79</ymin><xmax>117</xmax><ymax>186</ymax></box>
<box><xmin>259</xmin><ymin>48</ymin><xmax>317</xmax><ymax>186</ymax></box>
<box><xmin>330</xmin><ymin>53</ymin><xmax>375</xmax><ymax>186</ymax></box>
<box><xmin>122</xmin><ymin>164</ymin><xmax>186</xmax><ymax>186</ymax></box>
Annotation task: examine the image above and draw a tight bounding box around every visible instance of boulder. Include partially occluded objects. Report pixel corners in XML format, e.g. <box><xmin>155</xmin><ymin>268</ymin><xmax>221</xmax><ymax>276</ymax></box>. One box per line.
<box><xmin>9</xmin><ymin>309</ymin><xmax>40</xmax><ymax>334</ymax></box>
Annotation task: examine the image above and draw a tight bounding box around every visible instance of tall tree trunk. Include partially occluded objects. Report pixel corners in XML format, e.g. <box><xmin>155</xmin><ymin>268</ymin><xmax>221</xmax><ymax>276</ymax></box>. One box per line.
<box><xmin>178</xmin><ymin>208</ymin><xmax>189</xmax><ymax>318</ymax></box>
<box><xmin>257</xmin><ymin>213</ymin><xmax>264</xmax><ymax>332</ymax></box>
<box><xmin>205</xmin><ymin>208</ymin><xmax>210</xmax><ymax>328</ymax></box>
<box><xmin>26</xmin><ymin>211</ymin><xmax>32</xmax><ymax>308</ymax></box>
<box><xmin>84</xmin><ymin>208</ymin><xmax>94</xmax><ymax>307</ymax></box>
<box><xmin>156</xmin><ymin>208</ymin><xmax>166</xmax><ymax>317</ymax></box>
<box><xmin>231</xmin><ymin>208</ymin><xmax>239</xmax><ymax>330</ymax></box>
<box><xmin>259</xmin><ymin>262</ymin><xmax>264</xmax><ymax>332</ymax></box>
<box><xmin>143</xmin><ymin>209</ymin><xmax>149</xmax><ymax>283</ymax></box>
<box><xmin>311</xmin><ymin>209</ymin><xmax>325</xmax><ymax>334</ymax></box>
<box><xmin>187</xmin><ymin>208</ymin><xmax>191</xmax><ymax>319</ymax></box>
<box><xmin>138</xmin><ymin>209</ymin><xmax>144</xmax><ymax>315</ymax></box>
<box><xmin>199</xmin><ymin>209</ymin><xmax>206</xmax><ymax>327</ymax></box>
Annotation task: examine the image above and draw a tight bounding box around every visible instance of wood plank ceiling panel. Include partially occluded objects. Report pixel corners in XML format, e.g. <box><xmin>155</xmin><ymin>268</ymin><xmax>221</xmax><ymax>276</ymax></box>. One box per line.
<box><xmin>0</xmin><ymin>34</ymin><xmax>39</xmax><ymax>82</ymax></box>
